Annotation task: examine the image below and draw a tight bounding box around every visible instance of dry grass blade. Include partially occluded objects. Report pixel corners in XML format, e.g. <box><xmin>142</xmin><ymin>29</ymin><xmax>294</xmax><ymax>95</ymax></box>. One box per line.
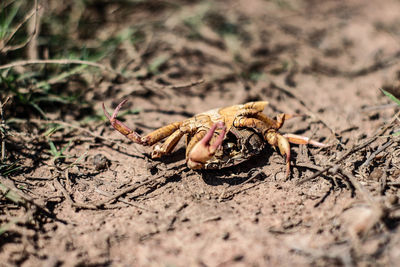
<box><xmin>0</xmin><ymin>176</ymin><xmax>67</xmax><ymax>224</ymax></box>
<box><xmin>11</xmin><ymin>117</ymin><xmax>143</xmax><ymax>155</ymax></box>
<box><xmin>0</xmin><ymin>97</ymin><xmax>10</xmax><ymax>161</ymax></box>
<box><xmin>0</xmin><ymin>181</ymin><xmax>24</xmax><ymax>204</ymax></box>
<box><xmin>0</xmin><ymin>59</ymin><xmax>121</xmax><ymax>75</ymax></box>
<box><xmin>0</xmin><ymin>0</ymin><xmax>40</xmax><ymax>53</ymax></box>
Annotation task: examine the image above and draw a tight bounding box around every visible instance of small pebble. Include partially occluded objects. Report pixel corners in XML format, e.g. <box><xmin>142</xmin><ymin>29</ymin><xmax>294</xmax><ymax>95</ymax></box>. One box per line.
<box><xmin>93</xmin><ymin>154</ymin><xmax>110</xmax><ymax>170</ymax></box>
<box><xmin>368</xmin><ymin>168</ymin><xmax>383</xmax><ymax>181</ymax></box>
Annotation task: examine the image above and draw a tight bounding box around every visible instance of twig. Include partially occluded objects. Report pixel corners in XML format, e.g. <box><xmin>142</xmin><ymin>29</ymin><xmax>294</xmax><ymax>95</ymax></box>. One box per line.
<box><xmin>361</xmin><ymin>139</ymin><xmax>393</xmax><ymax>168</ymax></box>
<box><xmin>1</xmin><ymin>0</ymin><xmax>17</xmax><ymax>9</ymax></box>
<box><xmin>380</xmin><ymin>158</ymin><xmax>392</xmax><ymax>195</ymax></box>
<box><xmin>0</xmin><ymin>176</ymin><xmax>67</xmax><ymax>224</ymax></box>
<box><xmin>310</xmin><ymin>50</ymin><xmax>400</xmax><ymax>78</ymax></box>
<box><xmin>362</xmin><ymin>103</ymin><xmax>399</xmax><ymax>112</ymax></box>
<box><xmin>52</xmin><ymin>177</ymin><xmax>100</xmax><ymax>210</ymax></box>
<box><xmin>168</xmin><ymin>79</ymin><xmax>204</xmax><ymax>89</ymax></box>
<box><xmin>95</xmin><ymin>175</ymin><xmax>164</xmax><ymax>207</ymax></box>
<box><xmin>0</xmin><ymin>97</ymin><xmax>10</xmax><ymax>161</ymax></box>
<box><xmin>295</xmin><ymin>162</ymin><xmax>324</xmax><ymax>172</ymax></box>
<box><xmin>337</xmin><ymin>169</ymin><xmax>375</xmax><ymax>205</ymax></box>
<box><xmin>27</xmin><ymin>0</ymin><xmax>40</xmax><ymax>59</ymax></box>
<box><xmin>337</xmin><ymin>168</ymin><xmax>387</xmax><ymax>242</ymax></box>
<box><xmin>94</xmin><ymin>187</ymin><xmax>157</xmax><ymax>213</ymax></box>
<box><xmin>166</xmin><ymin>203</ymin><xmax>188</xmax><ymax>231</ymax></box>
<box><xmin>387</xmin><ymin>182</ymin><xmax>400</xmax><ymax>186</ymax></box>
<box><xmin>11</xmin><ymin>117</ymin><xmax>143</xmax><ymax>155</ymax></box>
<box><xmin>220</xmin><ymin>170</ymin><xmax>264</xmax><ymax>200</ymax></box>
<box><xmin>53</xmin><ymin>178</ymin><xmax>74</xmax><ymax>205</ymax></box>
<box><xmin>297</xmin><ymin>112</ymin><xmax>399</xmax><ymax>185</ymax></box>
<box><xmin>94</xmin><ymin>167</ymin><xmax>185</xmax><ymax>208</ymax></box>
<box><xmin>295</xmin><ymin>162</ymin><xmax>345</xmax><ymax>189</ymax></box>
<box><xmin>271</xmin><ymin>82</ymin><xmax>342</xmax><ymax>144</ymax></box>
<box><xmin>202</xmin><ymin>216</ymin><xmax>221</xmax><ymax>223</ymax></box>
<box><xmin>0</xmin><ymin>59</ymin><xmax>121</xmax><ymax>75</ymax></box>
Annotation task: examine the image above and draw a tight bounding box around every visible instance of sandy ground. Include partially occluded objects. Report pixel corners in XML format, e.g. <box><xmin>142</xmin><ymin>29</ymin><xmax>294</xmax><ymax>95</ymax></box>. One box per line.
<box><xmin>1</xmin><ymin>0</ymin><xmax>400</xmax><ymax>266</ymax></box>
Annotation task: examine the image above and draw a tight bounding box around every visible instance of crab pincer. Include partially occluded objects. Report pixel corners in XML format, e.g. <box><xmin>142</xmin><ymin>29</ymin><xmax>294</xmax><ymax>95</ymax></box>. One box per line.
<box><xmin>102</xmin><ymin>100</ymin><xmax>145</xmax><ymax>144</ymax></box>
<box><xmin>187</xmin><ymin>122</ymin><xmax>226</xmax><ymax>169</ymax></box>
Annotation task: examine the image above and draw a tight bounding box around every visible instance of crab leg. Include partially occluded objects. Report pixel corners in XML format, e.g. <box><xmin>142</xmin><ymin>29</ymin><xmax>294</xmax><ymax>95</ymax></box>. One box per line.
<box><xmin>255</xmin><ymin>113</ymin><xmax>297</xmax><ymax>129</ymax></box>
<box><xmin>276</xmin><ymin>133</ymin><xmax>291</xmax><ymax>177</ymax></box>
<box><xmin>102</xmin><ymin>100</ymin><xmax>182</xmax><ymax>146</ymax></box>
<box><xmin>187</xmin><ymin>122</ymin><xmax>226</xmax><ymax>169</ymax></box>
<box><xmin>102</xmin><ymin>100</ymin><xmax>143</xmax><ymax>143</ymax></box>
<box><xmin>283</xmin><ymin>133</ymin><xmax>329</xmax><ymax>147</ymax></box>
<box><xmin>234</xmin><ymin>116</ymin><xmax>327</xmax><ymax>177</ymax></box>
<box><xmin>152</xmin><ymin>126</ymin><xmax>191</xmax><ymax>158</ymax></box>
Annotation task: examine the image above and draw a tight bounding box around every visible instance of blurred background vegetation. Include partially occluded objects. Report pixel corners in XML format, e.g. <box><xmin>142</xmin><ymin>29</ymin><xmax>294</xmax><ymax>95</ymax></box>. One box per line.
<box><xmin>1</xmin><ymin>0</ymin><xmax>138</xmax><ymax>119</ymax></box>
<box><xmin>0</xmin><ymin>0</ymin><xmax>256</xmax><ymax>176</ymax></box>
<box><xmin>0</xmin><ymin>0</ymin><xmax>163</xmax><ymax>177</ymax></box>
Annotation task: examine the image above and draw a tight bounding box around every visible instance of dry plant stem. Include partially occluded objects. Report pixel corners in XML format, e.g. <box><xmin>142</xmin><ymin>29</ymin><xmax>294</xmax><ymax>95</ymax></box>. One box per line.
<box><xmin>0</xmin><ymin>176</ymin><xmax>67</xmax><ymax>224</ymax></box>
<box><xmin>387</xmin><ymin>182</ymin><xmax>400</xmax><ymax>186</ymax></box>
<box><xmin>271</xmin><ymin>82</ymin><xmax>341</xmax><ymax>143</ymax></box>
<box><xmin>168</xmin><ymin>79</ymin><xmax>205</xmax><ymax>89</ymax></box>
<box><xmin>380</xmin><ymin>158</ymin><xmax>391</xmax><ymax>195</ymax></box>
<box><xmin>52</xmin><ymin>177</ymin><xmax>99</xmax><ymax>210</ymax></box>
<box><xmin>0</xmin><ymin>0</ymin><xmax>39</xmax><ymax>53</ymax></box>
<box><xmin>361</xmin><ymin>139</ymin><xmax>393</xmax><ymax>168</ymax></box>
<box><xmin>298</xmin><ymin>112</ymin><xmax>399</xmax><ymax>185</ymax></box>
<box><xmin>0</xmin><ymin>59</ymin><xmax>121</xmax><ymax>75</ymax></box>
<box><xmin>95</xmin><ymin>175</ymin><xmax>165</xmax><ymax>208</ymax></box>
<box><xmin>338</xmin><ymin>169</ymin><xmax>386</xmax><ymax>235</ymax></box>
<box><xmin>27</xmin><ymin>0</ymin><xmax>41</xmax><ymax>60</ymax></box>
<box><xmin>337</xmin><ymin>169</ymin><xmax>375</xmax><ymax>205</ymax></box>
<box><xmin>94</xmin><ymin>167</ymin><xmax>185</xmax><ymax>208</ymax></box>
<box><xmin>53</xmin><ymin>178</ymin><xmax>74</xmax><ymax>206</ymax></box>
<box><xmin>2</xmin><ymin>0</ymin><xmax>17</xmax><ymax>9</ymax></box>
<box><xmin>221</xmin><ymin>170</ymin><xmax>264</xmax><ymax>200</ymax></box>
<box><xmin>0</xmin><ymin>97</ymin><xmax>10</xmax><ymax>161</ymax></box>
<box><xmin>362</xmin><ymin>103</ymin><xmax>399</xmax><ymax>112</ymax></box>
<box><xmin>13</xmin><ymin>118</ymin><xmax>141</xmax><ymax>154</ymax></box>
<box><xmin>295</xmin><ymin>162</ymin><xmax>346</xmax><ymax>189</ymax></box>
<box><xmin>151</xmin><ymin>79</ymin><xmax>205</xmax><ymax>101</ymax></box>
<box><xmin>54</xmin><ymin>169</ymin><xmax>183</xmax><ymax>210</ymax></box>
<box><xmin>54</xmin><ymin>177</ymin><xmax>142</xmax><ymax>211</ymax></box>
<box><xmin>94</xmin><ymin>188</ymin><xmax>156</xmax><ymax>213</ymax></box>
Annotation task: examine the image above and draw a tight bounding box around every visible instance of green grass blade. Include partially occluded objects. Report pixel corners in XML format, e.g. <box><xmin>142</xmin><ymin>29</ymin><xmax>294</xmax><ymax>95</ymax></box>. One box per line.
<box><xmin>48</xmin><ymin>139</ymin><xmax>59</xmax><ymax>156</ymax></box>
<box><xmin>381</xmin><ymin>88</ymin><xmax>400</xmax><ymax>106</ymax></box>
<box><xmin>29</xmin><ymin>102</ymin><xmax>48</xmax><ymax>119</ymax></box>
<box><xmin>60</xmin><ymin>139</ymin><xmax>72</xmax><ymax>154</ymax></box>
<box><xmin>0</xmin><ymin>183</ymin><xmax>24</xmax><ymax>204</ymax></box>
<box><xmin>3</xmin><ymin>165</ymin><xmax>22</xmax><ymax>176</ymax></box>
<box><xmin>0</xmin><ymin>1</ymin><xmax>22</xmax><ymax>39</ymax></box>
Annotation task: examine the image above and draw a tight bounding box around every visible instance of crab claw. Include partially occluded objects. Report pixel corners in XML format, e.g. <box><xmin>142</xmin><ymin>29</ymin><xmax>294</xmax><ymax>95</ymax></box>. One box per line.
<box><xmin>187</xmin><ymin>122</ymin><xmax>226</xmax><ymax>169</ymax></box>
<box><xmin>102</xmin><ymin>100</ymin><xmax>144</xmax><ymax>144</ymax></box>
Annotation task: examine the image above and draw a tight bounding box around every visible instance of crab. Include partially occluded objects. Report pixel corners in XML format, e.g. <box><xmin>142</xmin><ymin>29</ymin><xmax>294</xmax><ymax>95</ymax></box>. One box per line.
<box><xmin>102</xmin><ymin>100</ymin><xmax>327</xmax><ymax>177</ymax></box>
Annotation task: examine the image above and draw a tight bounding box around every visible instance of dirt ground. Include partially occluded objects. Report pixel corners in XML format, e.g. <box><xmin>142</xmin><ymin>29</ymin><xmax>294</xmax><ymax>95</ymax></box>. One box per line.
<box><xmin>2</xmin><ymin>0</ymin><xmax>400</xmax><ymax>266</ymax></box>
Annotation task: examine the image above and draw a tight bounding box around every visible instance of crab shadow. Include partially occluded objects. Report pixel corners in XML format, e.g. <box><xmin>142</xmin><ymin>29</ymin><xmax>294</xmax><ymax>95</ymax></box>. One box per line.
<box><xmin>152</xmin><ymin>145</ymin><xmax>325</xmax><ymax>187</ymax></box>
<box><xmin>151</xmin><ymin>146</ymin><xmax>283</xmax><ymax>186</ymax></box>
<box><xmin>197</xmin><ymin>147</ymin><xmax>277</xmax><ymax>186</ymax></box>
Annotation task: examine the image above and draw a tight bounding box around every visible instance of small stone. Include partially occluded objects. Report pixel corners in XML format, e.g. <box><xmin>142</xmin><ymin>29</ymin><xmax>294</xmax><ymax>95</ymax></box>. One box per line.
<box><xmin>93</xmin><ymin>154</ymin><xmax>110</xmax><ymax>171</ymax></box>
<box><xmin>387</xmin><ymin>194</ymin><xmax>399</xmax><ymax>205</ymax></box>
<box><xmin>368</xmin><ymin>168</ymin><xmax>383</xmax><ymax>181</ymax></box>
